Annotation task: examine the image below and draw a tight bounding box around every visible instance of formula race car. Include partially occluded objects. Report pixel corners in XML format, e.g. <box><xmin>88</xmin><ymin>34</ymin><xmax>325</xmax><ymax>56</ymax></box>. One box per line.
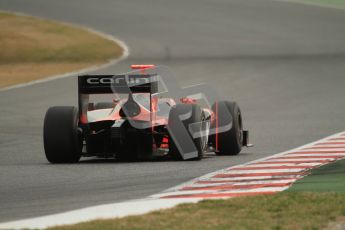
<box><xmin>43</xmin><ymin>65</ymin><xmax>251</xmax><ymax>163</ymax></box>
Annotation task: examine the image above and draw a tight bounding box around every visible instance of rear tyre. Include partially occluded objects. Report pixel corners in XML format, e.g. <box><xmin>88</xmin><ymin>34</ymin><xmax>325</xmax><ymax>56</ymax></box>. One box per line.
<box><xmin>44</xmin><ymin>106</ymin><xmax>82</xmax><ymax>163</ymax></box>
<box><xmin>211</xmin><ymin>101</ymin><xmax>243</xmax><ymax>155</ymax></box>
<box><xmin>168</xmin><ymin>104</ymin><xmax>206</xmax><ymax>161</ymax></box>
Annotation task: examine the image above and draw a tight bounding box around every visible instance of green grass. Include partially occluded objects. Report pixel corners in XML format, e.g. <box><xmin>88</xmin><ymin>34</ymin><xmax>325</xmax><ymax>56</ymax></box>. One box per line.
<box><xmin>288</xmin><ymin>158</ymin><xmax>345</xmax><ymax>192</ymax></box>
<box><xmin>0</xmin><ymin>12</ymin><xmax>123</xmax><ymax>63</ymax></box>
<box><xmin>49</xmin><ymin>192</ymin><xmax>345</xmax><ymax>230</ymax></box>
<box><xmin>0</xmin><ymin>12</ymin><xmax>123</xmax><ymax>88</ymax></box>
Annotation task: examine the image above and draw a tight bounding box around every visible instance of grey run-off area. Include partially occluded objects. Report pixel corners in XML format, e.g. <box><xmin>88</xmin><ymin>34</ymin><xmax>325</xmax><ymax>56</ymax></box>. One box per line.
<box><xmin>0</xmin><ymin>0</ymin><xmax>344</xmax><ymax>222</ymax></box>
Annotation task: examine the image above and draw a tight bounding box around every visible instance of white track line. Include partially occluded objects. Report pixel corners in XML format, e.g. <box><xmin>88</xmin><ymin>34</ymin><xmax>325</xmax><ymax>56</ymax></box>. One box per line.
<box><xmin>243</xmin><ymin>163</ymin><xmax>322</xmax><ymax>167</ymax></box>
<box><xmin>263</xmin><ymin>158</ymin><xmax>336</xmax><ymax>162</ymax></box>
<box><xmin>283</xmin><ymin>154</ymin><xmax>345</xmax><ymax>157</ymax></box>
<box><xmin>275</xmin><ymin>0</ymin><xmax>345</xmax><ymax>11</ymax></box>
<box><xmin>151</xmin><ymin>187</ymin><xmax>290</xmax><ymax>198</ymax></box>
<box><xmin>269</xmin><ymin>156</ymin><xmax>343</xmax><ymax>160</ymax></box>
<box><xmin>198</xmin><ymin>175</ymin><xmax>302</xmax><ymax>182</ymax></box>
<box><xmin>191</xmin><ymin>179</ymin><xmax>297</xmax><ymax>187</ymax></box>
<box><xmin>219</xmin><ymin>169</ymin><xmax>307</xmax><ymax>174</ymax></box>
<box><xmin>319</xmin><ymin>140</ymin><xmax>345</xmax><ymax>143</ymax></box>
<box><xmin>297</xmin><ymin>148</ymin><xmax>345</xmax><ymax>151</ymax></box>
<box><xmin>0</xmin><ymin>10</ymin><xmax>130</xmax><ymax>92</ymax></box>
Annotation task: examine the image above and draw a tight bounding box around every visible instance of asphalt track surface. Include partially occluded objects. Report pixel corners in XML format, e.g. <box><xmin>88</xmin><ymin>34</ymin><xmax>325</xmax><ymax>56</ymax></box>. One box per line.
<box><xmin>0</xmin><ymin>0</ymin><xmax>344</xmax><ymax>222</ymax></box>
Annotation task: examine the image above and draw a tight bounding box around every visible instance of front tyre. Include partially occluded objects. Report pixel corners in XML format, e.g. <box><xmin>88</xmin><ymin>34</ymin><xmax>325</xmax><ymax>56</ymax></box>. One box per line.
<box><xmin>44</xmin><ymin>106</ymin><xmax>82</xmax><ymax>163</ymax></box>
<box><xmin>211</xmin><ymin>101</ymin><xmax>243</xmax><ymax>155</ymax></box>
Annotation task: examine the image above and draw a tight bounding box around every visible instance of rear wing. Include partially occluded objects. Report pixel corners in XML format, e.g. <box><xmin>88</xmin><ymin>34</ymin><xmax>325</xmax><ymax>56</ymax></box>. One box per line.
<box><xmin>78</xmin><ymin>74</ymin><xmax>158</xmax><ymax>94</ymax></box>
<box><xmin>78</xmin><ymin>74</ymin><xmax>159</xmax><ymax>124</ymax></box>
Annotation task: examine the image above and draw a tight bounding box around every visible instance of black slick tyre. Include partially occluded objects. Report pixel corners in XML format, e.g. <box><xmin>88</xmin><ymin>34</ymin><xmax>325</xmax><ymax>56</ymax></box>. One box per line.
<box><xmin>43</xmin><ymin>106</ymin><xmax>82</xmax><ymax>163</ymax></box>
<box><xmin>211</xmin><ymin>101</ymin><xmax>243</xmax><ymax>155</ymax></box>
